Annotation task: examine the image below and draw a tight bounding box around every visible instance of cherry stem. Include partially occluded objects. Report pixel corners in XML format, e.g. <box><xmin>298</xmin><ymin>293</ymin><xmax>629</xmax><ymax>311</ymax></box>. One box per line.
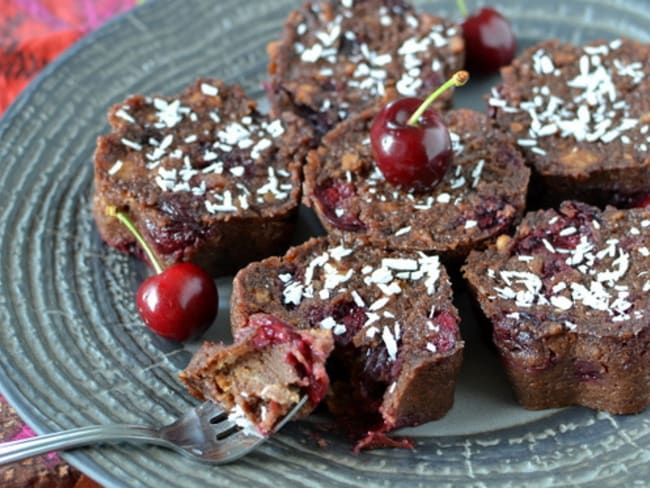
<box><xmin>456</xmin><ymin>0</ymin><xmax>468</xmax><ymax>17</ymax></box>
<box><xmin>105</xmin><ymin>206</ymin><xmax>164</xmax><ymax>274</ymax></box>
<box><xmin>406</xmin><ymin>70</ymin><xmax>470</xmax><ymax>127</ymax></box>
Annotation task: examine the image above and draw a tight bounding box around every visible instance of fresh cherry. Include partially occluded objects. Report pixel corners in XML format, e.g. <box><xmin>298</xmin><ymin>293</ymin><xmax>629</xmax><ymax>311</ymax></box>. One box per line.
<box><xmin>457</xmin><ymin>0</ymin><xmax>516</xmax><ymax>74</ymax></box>
<box><xmin>370</xmin><ymin>71</ymin><xmax>469</xmax><ymax>191</ymax></box>
<box><xmin>106</xmin><ymin>206</ymin><xmax>218</xmax><ymax>341</ymax></box>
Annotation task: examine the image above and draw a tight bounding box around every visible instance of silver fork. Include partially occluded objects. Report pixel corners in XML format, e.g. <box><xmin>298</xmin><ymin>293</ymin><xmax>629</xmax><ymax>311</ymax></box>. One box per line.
<box><xmin>0</xmin><ymin>397</ymin><xmax>307</xmax><ymax>465</ymax></box>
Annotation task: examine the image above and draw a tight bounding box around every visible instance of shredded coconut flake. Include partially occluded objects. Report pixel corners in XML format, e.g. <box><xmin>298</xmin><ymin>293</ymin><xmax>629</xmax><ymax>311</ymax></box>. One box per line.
<box><xmin>382</xmin><ymin>326</ymin><xmax>398</xmax><ymax>361</ymax></box>
<box><xmin>108</xmin><ymin>160</ymin><xmax>123</xmax><ymax>175</ymax></box>
<box><xmin>200</xmin><ymin>82</ymin><xmax>219</xmax><ymax>96</ymax></box>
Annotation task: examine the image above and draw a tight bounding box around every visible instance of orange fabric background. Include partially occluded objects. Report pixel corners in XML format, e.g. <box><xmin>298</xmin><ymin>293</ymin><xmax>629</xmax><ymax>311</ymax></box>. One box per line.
<box><xmin>0</xmin><ymin>0</ymin><xmax>135</xmax><ymax>114</ymax></box>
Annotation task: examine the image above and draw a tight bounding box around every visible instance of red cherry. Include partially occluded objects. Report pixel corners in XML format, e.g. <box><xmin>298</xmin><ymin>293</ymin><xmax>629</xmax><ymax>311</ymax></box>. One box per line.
<box><xmin>371</xmin><ymin>98</ymin><xmax>451</xmax><ymax>190</ymax></box>
<box><xmin>136</xmin><ymin>262</ymin><xmax>218</xmax><ymax>341</ymax></box>
<box><xmin>370</xmin><ymin>71</ymin><xmax>469</xmax><ymax>191</ymax></box>
<box><xmin>458</xmin><ymin>1</ymin><xmax>516</xmax><ymax>73</ymax></box>
<box><xmin>106</xmin><ymin>207</ymin><xmax>218</xmax><ymax>341</ymax></box>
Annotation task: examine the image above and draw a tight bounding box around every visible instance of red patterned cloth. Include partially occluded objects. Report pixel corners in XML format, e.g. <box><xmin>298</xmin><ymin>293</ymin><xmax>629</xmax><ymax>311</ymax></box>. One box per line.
<box><xmin>0</xmin><ymin>0</ymin><xmax>136</xmax><ymax>115</ymax></box>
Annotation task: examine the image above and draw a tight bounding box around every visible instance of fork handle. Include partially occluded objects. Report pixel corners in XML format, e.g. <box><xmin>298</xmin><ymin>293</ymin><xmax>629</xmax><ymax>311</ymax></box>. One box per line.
<box><xmin>0</xmin><ymin>424</ymin><xmax>161</xmax><ymax>465</ymax></box>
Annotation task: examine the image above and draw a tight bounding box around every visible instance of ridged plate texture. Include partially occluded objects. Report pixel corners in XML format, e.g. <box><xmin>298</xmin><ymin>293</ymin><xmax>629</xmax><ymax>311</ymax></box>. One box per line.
<box><xmin>0</xmin><ymin>0</ymin><xmax>648</xmax><ymax>486</ymax></box>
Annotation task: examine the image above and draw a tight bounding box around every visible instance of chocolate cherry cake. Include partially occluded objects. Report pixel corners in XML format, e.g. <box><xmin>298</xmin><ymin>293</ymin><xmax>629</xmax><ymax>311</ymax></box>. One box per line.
<box><xmin>267</xmin><ymin>0</ymin><xmax>464</xmax><ymax>136</ymax></box>
<box><xmin>93</xmin><ymin>79</ymin><xmax>313</xmax><ymax>276</ymax></box>
<box><xmin>304</xmin><ymin>108</ymin><xmax>530</xmax><ymax>261</ymax></box>
<box><xmin>229</xmin><ymin>236</ymin><xmax>463</xmax><ymax>445</ymax></box>
<box><xmin>180</xmin><ymin>315</ymin><xmax>334</xmax><ymax>434</ymax></box>
<box><xmin>463</xmin><ymin>201</ymin><xmax>650</xmax><ymax>414</ymax></box>
<box><xmin>489</xmin><ymin>38</ymin><xmax>650</xmax><ymax>207</ymax></box>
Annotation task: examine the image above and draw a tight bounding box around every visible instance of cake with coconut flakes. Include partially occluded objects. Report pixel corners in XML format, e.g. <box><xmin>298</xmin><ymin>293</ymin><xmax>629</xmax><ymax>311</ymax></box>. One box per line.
<box><xmin>180</xmin><ymin>315</ymin><xmax>334</xmax><ymax>435</ymax></box>
<box><xmin>93</xmin><ymin>79</ymin><xmax>314</xmax><ymax>276</ymax></box>
<box><xmin>228</xmin><ymin>236</ymin><xmax>463</xmax><ymax>448</ymax></box>
<box><xmin>463</xmin><ymin>201</ymin><xmax>650</xmax><ymax>414</ymax></box>
<box><xmin>266</xmin><ymin>0</ymin><xmax>464</xmax><ymax>136</ymax></box>
<box><xmin>488</xmin><ymin>38</ymin><xmax>650</xmax><ymax>207</ymax></box>
<box><xmin>303</xmin><ymin>108</ymin><xmax>530</xmax><ymax>262</ymax></box>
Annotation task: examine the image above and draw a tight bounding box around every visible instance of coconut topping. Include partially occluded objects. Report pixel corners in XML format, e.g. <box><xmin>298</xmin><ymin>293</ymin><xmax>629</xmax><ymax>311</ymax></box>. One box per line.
<box><xmin>280</xmin><ymin>242</ymin><xmax>444</xmax><ymax>361</ymax></box>
<box><xmin>290</xmin><ymin>0</ymin><xmax>459</xmax><ymax>119</ymax></box>
<box><xmin>358</xmin><ymin>127</ymin><xmax>501</xmax><ymax>219</ymax></box>
<box><xmin>489</xmin><ymin>39</ymin><xmax>650</xmax><ymax>155</ymax></box>
<box><xmin>109</xmin><ymin>85</ymin><xmax>295</xmax><ymax>216</ymax></box>
<box><xmin>487</xmin><ymin>208</ymin><xmax>649</xmax><ymax>325</ymax></box>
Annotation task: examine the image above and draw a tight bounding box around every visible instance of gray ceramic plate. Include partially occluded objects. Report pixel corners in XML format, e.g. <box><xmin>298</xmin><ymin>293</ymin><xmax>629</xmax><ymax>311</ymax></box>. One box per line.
<box><xmin>0</xmin><ymin>0</ymin><xmax>649</xmax><ymax>486</ymax></box>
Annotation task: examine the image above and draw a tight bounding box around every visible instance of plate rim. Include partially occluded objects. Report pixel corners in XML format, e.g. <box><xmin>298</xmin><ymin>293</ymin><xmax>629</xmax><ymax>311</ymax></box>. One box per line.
<box><xmin>0</xmin><ymin>1</ymin><xmax>647</xmax><ymax>486</ymax></box>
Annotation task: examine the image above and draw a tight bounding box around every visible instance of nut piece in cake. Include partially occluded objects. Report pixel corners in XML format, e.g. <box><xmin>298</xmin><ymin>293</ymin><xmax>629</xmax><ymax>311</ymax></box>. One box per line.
<box><xmin>463</xmin><ymin>201</ymin><xmax>650</xmax><ymax>414</ymax></box>
<box><xmin>93</xmin><ymin>79</ymin><xmax>313</xmax><ymax>276</ymax></box>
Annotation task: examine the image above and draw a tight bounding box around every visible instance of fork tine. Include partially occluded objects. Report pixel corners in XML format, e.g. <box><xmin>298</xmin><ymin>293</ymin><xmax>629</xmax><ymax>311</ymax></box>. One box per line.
<box><xmin>211</xmin><ymin>416</ymin><xmax>257</xmax><ymax>442</ymax></box>
<box><xmin>208</xmin><ymin>397</ymin><xmax>308</xmax><ymax>464</ymax></box>
<box><xmin>210</xmin><ymin>417</ymin><xmax>244</xmax><ymax>437</ymax></box>
<box><xmin>169</xmin><ymin>396</ymin><xmax>309</xmax><ymax>464</ymax></box>
<box><xmin>211</xmin><ymin>430</ymin><xmax>266</xmax><ymax>463</ymax></box>
<box><xmin>215</xmin><ymin>423</ymin><xmax>241</xmax><ymax>441</ymax></box>
<box><xmin>213</xmin><ymin>395</ymin><xmax>307</xmax><ymax>438</ymax></box>
<box><xmin>272</xmin><ymin>396</ymin><xmax>308</xmax><ymax>433</ymax></box>
<box><xmin>197</xmin><ymin>401</ymin><xmax>225</xmax><ymax>418</ymax></box>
